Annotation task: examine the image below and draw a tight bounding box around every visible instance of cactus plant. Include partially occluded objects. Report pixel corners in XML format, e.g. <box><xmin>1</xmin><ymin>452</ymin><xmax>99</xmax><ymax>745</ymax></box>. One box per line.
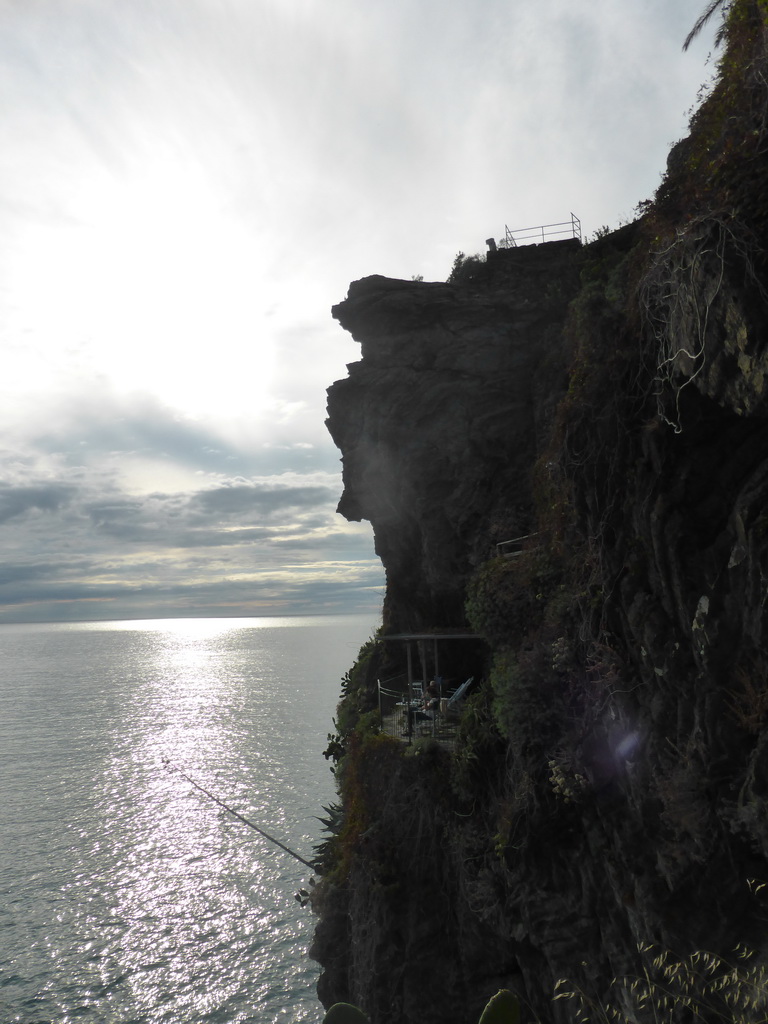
<box><xmin>320</xmin><ymin>988</ymin><xmax>520</xmax><ymax>1024</ymax></box>
<box><xmin>322</xmin><ymin>1002</ymin><xmax>370</xmax><ymax>1024</ymax></box>
<box><xmin>478</xmin><ymin>989</ymin><xmax>521</xmax><ymax>1024</ymax></box>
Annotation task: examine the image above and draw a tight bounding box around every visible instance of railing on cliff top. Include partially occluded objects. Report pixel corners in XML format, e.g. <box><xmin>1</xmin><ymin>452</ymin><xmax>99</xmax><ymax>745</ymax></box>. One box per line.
<box><xmin>495</xmin><ymin>213</ymin><xmax>582</xmax><ymax>248</ymax></box>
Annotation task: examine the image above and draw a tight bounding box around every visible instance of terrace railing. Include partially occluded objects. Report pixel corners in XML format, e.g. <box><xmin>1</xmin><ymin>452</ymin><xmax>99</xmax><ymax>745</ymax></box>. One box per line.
<box><xmin>499</xmin><ymin>213</ymin><xmax>581</xmax><ymax>248</ymax></box>
<box><xmin>495</xmin><ymin>532</ymin><xmax>538</xmax><ymax>559</ymax></box>
<box><xmin>378</xmin><ymin>677</ymin><xmax>460</xmax><ymax>747</ymax></box>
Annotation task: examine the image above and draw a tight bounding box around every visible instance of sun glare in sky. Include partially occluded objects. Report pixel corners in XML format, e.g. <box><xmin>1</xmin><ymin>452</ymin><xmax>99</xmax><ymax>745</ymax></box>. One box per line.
<box><xmin>5</xmin><ymin>152</ymin><xmax>280</xmax><ymax>421</ymax></box>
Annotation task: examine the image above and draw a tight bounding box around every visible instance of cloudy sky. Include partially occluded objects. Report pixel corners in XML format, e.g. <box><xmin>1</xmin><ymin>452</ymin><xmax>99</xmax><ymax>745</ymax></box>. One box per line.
<box><xmin>0</xmin><ymin>0</ymin><xmax>716</xmax><ymax>623</ymax></box>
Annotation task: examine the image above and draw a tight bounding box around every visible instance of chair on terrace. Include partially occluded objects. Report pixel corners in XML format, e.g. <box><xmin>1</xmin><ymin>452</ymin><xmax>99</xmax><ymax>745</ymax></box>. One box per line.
<box><xmin>443</xmin><ymin>676</ymin><xmax>475</xmax><ymax>719</ymax></box>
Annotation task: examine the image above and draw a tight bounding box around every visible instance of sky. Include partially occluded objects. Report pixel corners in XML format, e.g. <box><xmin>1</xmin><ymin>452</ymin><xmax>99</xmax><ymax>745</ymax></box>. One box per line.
<box><xmin>0</xmin><ymin>0</ymin><xmax>717</xmax><ymax>623</ymax></box>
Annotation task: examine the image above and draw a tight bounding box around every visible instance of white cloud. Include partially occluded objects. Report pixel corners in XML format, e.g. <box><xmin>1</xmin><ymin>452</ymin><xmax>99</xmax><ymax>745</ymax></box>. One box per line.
<box><xmin>0</xmin><ymin>0</ymin><xmax>720</xmax><ymax>619</ymax></box>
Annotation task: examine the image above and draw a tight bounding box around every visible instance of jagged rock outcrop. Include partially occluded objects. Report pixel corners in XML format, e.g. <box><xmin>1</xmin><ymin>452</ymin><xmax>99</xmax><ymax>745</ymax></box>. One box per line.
<box><xmin>313</xmin><ymin>6</ymin><xmax>768</xmax><ymax>1024</ymax></box>
<box><xmin>327</xmin><ymin>242</ymin><xmax>584</xmax><ymax>632</ymax></box>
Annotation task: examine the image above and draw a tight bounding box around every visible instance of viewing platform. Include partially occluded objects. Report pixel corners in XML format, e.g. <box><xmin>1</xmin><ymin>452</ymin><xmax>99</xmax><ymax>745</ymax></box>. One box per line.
<box><xmin>377</xmin><ymin>630</ymin><xmax>483</xmax><ymax>749</ymax></box>
<box><xmin>487</xmin><ymin>213</ymin><xmax>582</xmax><ymax>250</ymax></box>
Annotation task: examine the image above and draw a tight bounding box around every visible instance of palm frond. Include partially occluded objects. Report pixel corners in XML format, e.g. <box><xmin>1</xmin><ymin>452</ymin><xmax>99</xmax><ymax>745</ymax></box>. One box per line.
<box><xmin>683</xmin><ymin>0</ymin><xmax>729</xmax><ymax>51</ymax></box>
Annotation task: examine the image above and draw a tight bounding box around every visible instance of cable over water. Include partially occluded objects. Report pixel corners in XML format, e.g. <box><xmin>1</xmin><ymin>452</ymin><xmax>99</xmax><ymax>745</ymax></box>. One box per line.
<box><xmin>163</xmin><ymin>757</ymin><xmax>317</xmax><ymax>871</ymax></box>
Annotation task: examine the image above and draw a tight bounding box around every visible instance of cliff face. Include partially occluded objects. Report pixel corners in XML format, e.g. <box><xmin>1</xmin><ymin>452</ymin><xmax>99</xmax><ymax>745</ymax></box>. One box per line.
<box><xmin>313</xmin><ymin>6</ymin><xmax>768</xmax><ymax>1023</ymax></box>
<box><xmin>327</xmin><ymin>242</ymin><xmax>584</xmax><ymax>632</ymax></box>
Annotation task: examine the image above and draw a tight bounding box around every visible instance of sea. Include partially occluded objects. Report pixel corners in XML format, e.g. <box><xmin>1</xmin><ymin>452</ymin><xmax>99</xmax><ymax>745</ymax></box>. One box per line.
<box><xmin>0</xmin><ymin>614</ymin><xmax>376</xmax><ymax>1024</ymax></box>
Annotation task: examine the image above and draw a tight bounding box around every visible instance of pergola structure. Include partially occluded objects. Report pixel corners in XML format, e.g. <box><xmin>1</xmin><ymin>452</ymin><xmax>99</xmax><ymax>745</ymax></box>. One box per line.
<box><xmin>377</xmin><ymin>631</ymin><xmax>484</xmax><ymax>745</ymax></box>
<box><xmin>381</xmin><ymin>631</ymin><xmax>482</xmax><ymax>704</ymax></box>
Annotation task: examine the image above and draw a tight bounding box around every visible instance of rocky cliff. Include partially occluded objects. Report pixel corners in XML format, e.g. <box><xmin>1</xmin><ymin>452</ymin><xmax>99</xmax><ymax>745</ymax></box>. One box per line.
<box><xmin>312</xmin><ymin>5</ymin><xmax>768</xmax><ymax>1023</ymax></box>
<box><xmin>326</xmin><ymin>241</ymin><xmax>584</xmax><ymax>633</ymax></box>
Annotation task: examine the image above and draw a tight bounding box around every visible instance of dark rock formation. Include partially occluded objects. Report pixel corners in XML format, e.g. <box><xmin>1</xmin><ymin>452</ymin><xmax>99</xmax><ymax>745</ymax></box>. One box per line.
<box><xmin>312</xmin><ymin>6</ymin><xmax>768</xmax><ymax>1023</ymax></box>
<box><xmin>327</xmin><ymin>241</ymin><xmax>584</xmax><ymax>632</ymax></box>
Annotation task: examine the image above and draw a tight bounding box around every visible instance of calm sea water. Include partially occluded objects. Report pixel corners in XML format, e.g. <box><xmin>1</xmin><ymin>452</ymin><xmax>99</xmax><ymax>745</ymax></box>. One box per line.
<box><xmin>0</xmin><ymin>614</ymin><xmax>375</xmax><ymax>1024</ymax></box>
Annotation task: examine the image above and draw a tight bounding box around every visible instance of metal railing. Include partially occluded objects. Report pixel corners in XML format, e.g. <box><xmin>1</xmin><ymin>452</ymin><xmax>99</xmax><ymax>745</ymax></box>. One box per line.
<box><xmin>499</xmin><ymin>213</ymin><xmax>581</xmax><ymax>248</ymax></box>
<box><xmin>495</xmin><ymin>532</ymin><xmax>538</xmax><ymax>558</ymax></box>
<box><xmin>378</xmin><ymin>678</ymin><xmax>460</xmax><ymax>746</ymax></box>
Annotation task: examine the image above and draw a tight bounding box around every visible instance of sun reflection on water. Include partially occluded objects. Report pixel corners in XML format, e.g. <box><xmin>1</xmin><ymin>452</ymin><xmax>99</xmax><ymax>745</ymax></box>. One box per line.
<box><xmin>73</xmin><ymin>619</ymin><xmax>322</xmax><ymax>1021</ymax></box>
<box><xmin>0</xmin><ymin>615</ymin><xmax>372</xmax><ymax>1023</ymax></box>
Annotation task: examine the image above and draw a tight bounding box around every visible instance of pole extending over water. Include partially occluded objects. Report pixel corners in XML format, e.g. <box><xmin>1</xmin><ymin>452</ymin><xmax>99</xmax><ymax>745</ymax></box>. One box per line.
<box><xmin>162</xmin><ymin>757</ymin><xmax>316</xmax><ymax>871</ymax></box>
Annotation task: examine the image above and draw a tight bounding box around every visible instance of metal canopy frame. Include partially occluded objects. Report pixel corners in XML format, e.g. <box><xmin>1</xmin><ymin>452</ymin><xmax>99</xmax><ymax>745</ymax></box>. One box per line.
<box><xmin>381</xmin><ymin>632</ymin><xmax>482</xmax><ymax>705</ymax></box>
